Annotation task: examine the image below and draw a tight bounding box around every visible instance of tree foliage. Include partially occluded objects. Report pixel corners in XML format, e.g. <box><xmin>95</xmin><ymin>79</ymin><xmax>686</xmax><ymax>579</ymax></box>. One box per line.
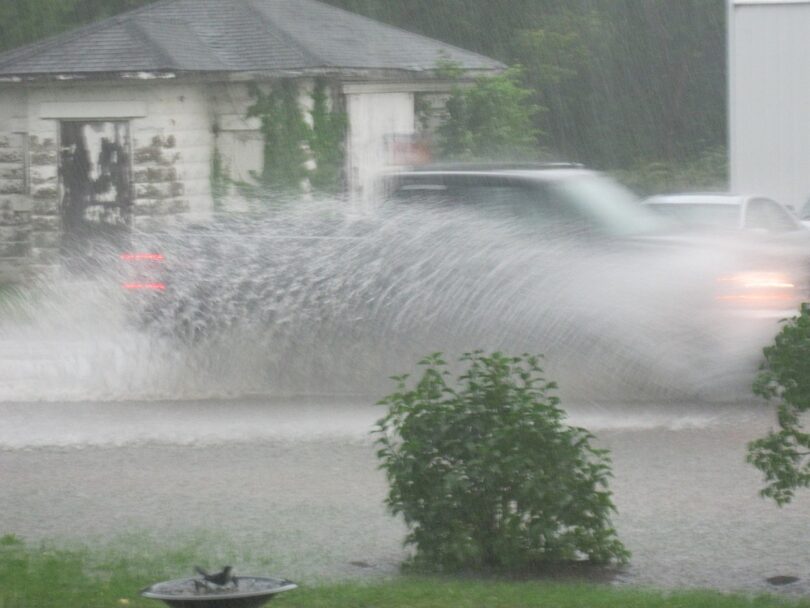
<box><xmin>437</xmin><ymin>67</ymin><xmax>541</xmax><ymax>160</ymax></box>
<box><xmin>611</xmin><ymin>146</ymin><xmax>728</xmax><ymax>198</ymax></box>
<box><xmin>747</xmin><ymin>304</ymin><xmax>810</xmax><ymax>506</ymax></box>
<box><xmin>0</xmin><ymin>0</ymin><xmax>148</xmax><ymax>51</ymax></box>
<box><xmin>329</xmin><ymin>0</ymin><xmax>725</xmax><ymax>174</ymax></box>
<box><xmin>375</xmin><ymin>352</ymin><xmax>629</xmax><ymax>572</ymax></box>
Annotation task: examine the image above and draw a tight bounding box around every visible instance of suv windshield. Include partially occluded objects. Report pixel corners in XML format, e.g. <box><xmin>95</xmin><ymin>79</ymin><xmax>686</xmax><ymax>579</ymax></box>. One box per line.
<box><xmin>550</xmin><ymin>174</ymin><xmax>666</xmax><ymax>237</ymax></box>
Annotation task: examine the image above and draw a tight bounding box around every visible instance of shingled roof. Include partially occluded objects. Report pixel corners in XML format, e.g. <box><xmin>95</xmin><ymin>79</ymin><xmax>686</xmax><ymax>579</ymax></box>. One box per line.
<box><xmin>0</xmin><ymin>0</ymin><xmax>504</xmax><ymax>79</ymax></box>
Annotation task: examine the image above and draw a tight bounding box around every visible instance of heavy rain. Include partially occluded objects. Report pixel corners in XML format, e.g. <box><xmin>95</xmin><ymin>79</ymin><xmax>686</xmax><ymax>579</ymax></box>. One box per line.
<box><xmin>1</xmin><ymin>1</ymin><xmax>810</xmax><ymax>606</ymax></box>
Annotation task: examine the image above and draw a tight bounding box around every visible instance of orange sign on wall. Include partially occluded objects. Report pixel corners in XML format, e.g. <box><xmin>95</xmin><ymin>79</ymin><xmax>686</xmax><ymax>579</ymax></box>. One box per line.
<box><xmin>385</xmin><ymin>134</ymin><xmax>432</xmax><ymax>166</ymax></box>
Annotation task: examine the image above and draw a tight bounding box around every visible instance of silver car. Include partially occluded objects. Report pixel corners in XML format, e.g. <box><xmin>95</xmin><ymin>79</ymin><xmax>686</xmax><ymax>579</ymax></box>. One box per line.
<box><xmin>643</xmin><ymin>193</ymin><xmax>806</xmax><ymax>235</ymax></box>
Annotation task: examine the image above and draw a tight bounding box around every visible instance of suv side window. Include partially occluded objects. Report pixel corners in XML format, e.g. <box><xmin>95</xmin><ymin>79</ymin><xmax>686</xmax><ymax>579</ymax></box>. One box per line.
<box><xmin>391</xmin><ymin>175</ymin><xmax>593</xmax><ymax>233</ymax></box>
<box><xmin>744</xmin><ymin>198</ymin><xmax>799</xmax><ymax>232</ymax></box>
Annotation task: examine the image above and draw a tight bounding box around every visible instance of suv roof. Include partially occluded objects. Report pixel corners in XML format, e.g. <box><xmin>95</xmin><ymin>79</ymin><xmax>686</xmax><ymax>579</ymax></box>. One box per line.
<box><xmin>645</xmin><ymin>194</ymin><xmax>747</xmax><ymax>206</ymax></box>
<box><xmin>389</xmin><ymin>164</ymin><xmax>596</xmax><ymax>185</ymax></box>
<box><xmin>407</xmin><ymin>161</ymin><xmax>586</xmax><ymax>172</ymax></box>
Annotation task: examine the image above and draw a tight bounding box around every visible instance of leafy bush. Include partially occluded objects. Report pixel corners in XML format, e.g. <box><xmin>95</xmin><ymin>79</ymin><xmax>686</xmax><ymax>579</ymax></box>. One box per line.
<box><xmin>611</xmin><ymin>146</ymin><xmax>728</xmax><ymax>197</ymax></box>
<box><xmin>748</xmin><ymin>304</ymin><xmax>810</xmax><ymax>506</ymax></box>
<box><xmin>436</xmin><ymin>67</ymin><xmax>543</xmax><ymax>161</ymax></box>
<box><xmin>374</xmin><ymin>352</ymin><xmax>629</xmax><ymax>572</ymax></box>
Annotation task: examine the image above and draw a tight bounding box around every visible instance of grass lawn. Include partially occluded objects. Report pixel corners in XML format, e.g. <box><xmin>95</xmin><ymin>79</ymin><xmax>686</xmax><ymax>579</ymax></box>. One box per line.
<box><xmin>1</xmin><ymin>535</ymin><xmax>807</xmax><ymax>608</ymax></box>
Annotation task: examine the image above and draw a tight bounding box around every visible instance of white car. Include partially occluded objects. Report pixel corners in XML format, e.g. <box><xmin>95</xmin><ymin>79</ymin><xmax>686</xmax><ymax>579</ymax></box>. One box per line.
<box><xmin>643</xmin><ymin>193</ymin><xmax>806</xmax><ymax>235</ymax></box>
<box><xmin>643</xmin><ymin>193</ymin><xmax>810</xmax><ymax>319</ymax></box>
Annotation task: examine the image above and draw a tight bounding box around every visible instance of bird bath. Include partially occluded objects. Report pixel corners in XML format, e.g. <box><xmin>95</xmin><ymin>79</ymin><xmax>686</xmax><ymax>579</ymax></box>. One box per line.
<box><xmin>141</xmin><ymin>569</ymin><xmax>297</xmax><ymax>608</ymax></box>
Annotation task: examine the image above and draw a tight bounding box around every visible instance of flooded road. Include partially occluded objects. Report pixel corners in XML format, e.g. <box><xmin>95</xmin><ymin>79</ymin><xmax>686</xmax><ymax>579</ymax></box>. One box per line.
<box><xmin>1</xmin><ymin>397</ymin><xmax>808</xmax><ymax>594</ymax></box>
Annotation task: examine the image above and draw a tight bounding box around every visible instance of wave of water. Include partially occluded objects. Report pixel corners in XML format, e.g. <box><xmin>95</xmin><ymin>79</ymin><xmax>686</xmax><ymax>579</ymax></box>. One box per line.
<box><xmin>0</xmin><ymin>398</ymin><xmax>768</xmax><ymax>451</ymax></box>
<box><xmin>0</xmin><ymin>199</ymin><xmax>779</xmax><ymax>404</ymax></box>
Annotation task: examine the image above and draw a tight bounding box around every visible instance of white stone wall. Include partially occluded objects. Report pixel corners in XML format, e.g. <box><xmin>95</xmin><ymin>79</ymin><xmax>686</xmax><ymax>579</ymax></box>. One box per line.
<box><xmin>24</xmin><ymin>81</ymin><xmax>214</xmax><ymax>231</ymax></box>
<box><xmin>130</xmin><ymin>83</ymin><xmax>213</xmax><ymax>228</ymax></box>
<box><xmin>344</xmin><ymin>86</ymin><xmax>416</xmax><ymax>202</ymax></box>
<box><xmin>208</xmin><ymin>82</ymin><xmax>264</xmax><ymax>190</ymax></box>
<box><xmin>0</xmin><ymin>89</ymin><xmax>30</xmax><ymax>281</ymax></box>
<box><xmin>0</xmin><ymin>80</ymin><xmax>217</xmax><ymax>273</ymax></box>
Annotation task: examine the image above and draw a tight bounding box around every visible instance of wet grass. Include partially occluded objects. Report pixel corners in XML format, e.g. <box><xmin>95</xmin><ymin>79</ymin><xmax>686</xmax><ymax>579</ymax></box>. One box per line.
<box><xmin>1</xmin><ymin>535</ymin><xmax>809</xmax><ymax>608</ymax></box>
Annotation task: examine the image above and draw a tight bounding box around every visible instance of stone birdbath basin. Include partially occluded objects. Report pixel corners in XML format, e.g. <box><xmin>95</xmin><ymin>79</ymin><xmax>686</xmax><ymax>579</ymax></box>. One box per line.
<box><xmin>141</xmin><ymin>568</ymin><xmax>297</xmax><ymax>608</ymax></box>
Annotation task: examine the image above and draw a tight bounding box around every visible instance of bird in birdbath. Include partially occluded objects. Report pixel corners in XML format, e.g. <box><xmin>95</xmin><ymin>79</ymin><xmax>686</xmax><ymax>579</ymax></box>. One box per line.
<box><xmin>194</xmin><ymin>566</ymin><xmax>237</xmax><ymax>590</ymax></box>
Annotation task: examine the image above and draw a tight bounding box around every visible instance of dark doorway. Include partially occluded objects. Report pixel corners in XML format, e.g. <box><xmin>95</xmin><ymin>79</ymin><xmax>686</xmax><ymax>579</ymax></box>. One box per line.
<box><xmin>59</xmin><ymin>121</ymin><xmax>132</xmax><ymax>271</ymax></box>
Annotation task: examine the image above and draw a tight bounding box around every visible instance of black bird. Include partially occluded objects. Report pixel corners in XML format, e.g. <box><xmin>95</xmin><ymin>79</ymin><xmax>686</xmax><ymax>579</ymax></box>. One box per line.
<box><xmin>195</xmin><ymin>566</ymin><xmax>236</xmax><ymax>587</ymax></box>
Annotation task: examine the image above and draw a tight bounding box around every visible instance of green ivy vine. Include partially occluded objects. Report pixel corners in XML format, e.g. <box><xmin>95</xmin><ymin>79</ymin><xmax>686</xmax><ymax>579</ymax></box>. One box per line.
<box><xmin>247</xmin><ymin>79</ymin><xmax>311</xmax><ymax>193</ymax></box>
<box><xmin>309</xmin><ymin>79</ymin><xmax>348</xmax><ymax>194</ymax></box>
<box><xmin>235</xmin><ymin>78</ymin><xmax>346</xmax><ymax>198</ymax></box>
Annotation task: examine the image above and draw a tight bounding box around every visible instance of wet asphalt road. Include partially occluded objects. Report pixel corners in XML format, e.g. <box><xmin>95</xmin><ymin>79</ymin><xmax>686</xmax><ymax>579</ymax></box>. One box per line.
<box><xmin>1</xmin><ymin>398</ymin><xmax>810</xmax><ymax>594</ymax></box>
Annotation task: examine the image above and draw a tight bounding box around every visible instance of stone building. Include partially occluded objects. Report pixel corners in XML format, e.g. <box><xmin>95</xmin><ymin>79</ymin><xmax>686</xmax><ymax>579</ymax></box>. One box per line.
<box><xmin>0</xmin><ymin>0</ymin><xmax>502</xmax><ymax>280</ymax></box>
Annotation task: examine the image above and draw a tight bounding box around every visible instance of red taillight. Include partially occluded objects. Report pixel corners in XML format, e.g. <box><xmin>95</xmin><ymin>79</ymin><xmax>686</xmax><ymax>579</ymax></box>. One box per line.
<box><xmin>122</xmin><ymin>283</ymin><xmax>166</xmax><ymax>291</ymax></box>
<box><xmin>120</xmin><ymin>253</ymin><xmax>165</xmax><ymax>261</ymax></box>
<box><xmin>121</xmin><ymin>253</ymin><xmax>166</xmax><ymax>292</ymax></box>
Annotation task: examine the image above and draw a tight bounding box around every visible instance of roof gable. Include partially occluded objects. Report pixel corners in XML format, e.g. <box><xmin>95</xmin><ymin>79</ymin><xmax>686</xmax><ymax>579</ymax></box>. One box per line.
<box><xmin>0</xmin><ymin>0</ymin><xmax>504</xmax><ymax>78</ymax></box>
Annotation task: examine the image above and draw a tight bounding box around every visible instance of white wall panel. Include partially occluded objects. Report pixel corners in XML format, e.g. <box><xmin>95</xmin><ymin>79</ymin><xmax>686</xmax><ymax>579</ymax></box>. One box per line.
<box><xmin>346</xmin><ymin>91</ymin><xmax>414</xmax><ymax>201</ymax></box>
<box><xmin>730</xmin><ymin>2</ymin><xmax>810</xmax><ymax>210</ymax></box>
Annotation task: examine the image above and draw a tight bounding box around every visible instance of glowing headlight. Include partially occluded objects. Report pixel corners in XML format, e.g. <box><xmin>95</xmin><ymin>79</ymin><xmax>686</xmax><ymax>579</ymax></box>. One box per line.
<box><xmin>716</xmin><ymin>271</ymin><xmax>796</xmax><ymax>303</ymax></box>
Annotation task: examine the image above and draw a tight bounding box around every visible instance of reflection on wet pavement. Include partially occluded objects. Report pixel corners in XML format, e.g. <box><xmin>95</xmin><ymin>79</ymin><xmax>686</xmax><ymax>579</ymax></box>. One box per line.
<box><xmin>1</xmin><ymin>398</ymin><xmax>808</xmax><ymax>593</ymax></box>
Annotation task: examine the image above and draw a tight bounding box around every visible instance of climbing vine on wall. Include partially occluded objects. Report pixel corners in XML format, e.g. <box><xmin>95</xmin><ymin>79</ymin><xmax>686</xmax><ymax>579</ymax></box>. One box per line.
<box><xmin>247</xmin><ymin>80</ymin><xmax>311</xmax><ymax>194</ymax></box>
<box><xmin>244</xmin><ymin>78</ymin><xmax>346</xmax><ymax>198</ymax></box>
<box><xmin>308</xmin><ymin>79</ymin><xmax>347</xmax><ymax>194</ymax></box>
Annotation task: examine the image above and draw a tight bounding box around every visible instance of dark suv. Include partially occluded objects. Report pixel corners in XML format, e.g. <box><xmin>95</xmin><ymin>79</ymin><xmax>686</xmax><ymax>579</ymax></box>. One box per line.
<box><xmin>384</xmin><ymin>163</ymin><xmax>666</xmax><ymax>239</ymax></box>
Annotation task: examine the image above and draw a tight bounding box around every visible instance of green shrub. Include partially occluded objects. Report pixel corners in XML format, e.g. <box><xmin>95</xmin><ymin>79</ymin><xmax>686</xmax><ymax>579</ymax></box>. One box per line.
<box><xmin>374</xmin><ymin>352</ymin><xmax>629</xmax><ymax>572</ymax></box>
<box><xmin>612</xmin><ymin>146</ymin><xmax>728</xmax><ymax>197</ymax></box>
<box><xmin>748</xmin><ymin>303</ymin><xmax>810</xmax><ymax>506</ymax></box>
